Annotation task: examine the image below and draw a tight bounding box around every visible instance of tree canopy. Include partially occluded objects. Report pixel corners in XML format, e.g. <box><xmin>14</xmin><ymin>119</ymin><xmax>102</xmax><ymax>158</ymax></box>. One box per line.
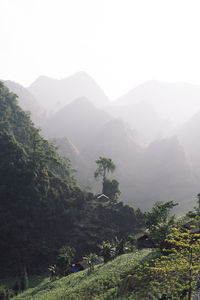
<box><xmin>145</xmin><ymin>200</ymin><xmax>178</xmax><ymax>249</ymax></box>
<box><xmin>94</xmin><ymin>157</ymin><xmax>116</xmax><ymax>183</ymax></box>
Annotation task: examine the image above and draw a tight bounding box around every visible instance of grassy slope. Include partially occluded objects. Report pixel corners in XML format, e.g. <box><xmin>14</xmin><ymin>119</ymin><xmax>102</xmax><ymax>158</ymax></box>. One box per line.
<box><xmin>12</xmin><ymin>249</ymin><xmax>158</xmax><ymax>300</ymax></box>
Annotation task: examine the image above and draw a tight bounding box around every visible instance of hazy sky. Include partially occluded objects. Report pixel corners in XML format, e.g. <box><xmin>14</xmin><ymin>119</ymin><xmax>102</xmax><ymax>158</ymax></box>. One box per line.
<box><xmin>1</xmin><ymin>0</ymin><xmax>200</xmax><ymax>99</ymax></box>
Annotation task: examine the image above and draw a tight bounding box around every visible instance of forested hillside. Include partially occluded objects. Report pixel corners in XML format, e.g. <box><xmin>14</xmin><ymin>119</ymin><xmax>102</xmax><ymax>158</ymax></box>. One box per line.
<box><xmin>4</xmin><ymin>80</ymin><xmax>46</xmax><ymax>126</ymax></box>
<box><xmin>0</xmin><ymin>82</ymin><xmax>144</xmax><ymax>277</ymax></box>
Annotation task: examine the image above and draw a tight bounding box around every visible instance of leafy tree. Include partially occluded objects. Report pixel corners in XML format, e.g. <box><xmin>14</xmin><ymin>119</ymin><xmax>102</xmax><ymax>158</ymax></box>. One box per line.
<box><xmin>145</xmin><ymin>200</ymin><xmax>178</xmax><ymax>249</ymax></box>
<box><xmin>94</xmin><ymin>157</ymin><xmax>116</xmax><ymax>192</ymax></box>
<box><xmin>56</xmin><ymin>246</ymin><xmax>75</xmax><ymax>276</ymax></box>
<box><xmin>100</xmin><ymin>241</ymin><xmax>115</xmax><ymax>263</ymax></box>
<box><xmin>94</xmin><ymin>157</ymin><xmax>121</xmax><ymax>202</ymax></box>
<box><xmin>123</xmin><ymin>227</ymin><xmax>200</xmax><ymax>299</ymax></box>
<box><xmin>163</xmin><ymin>227</ymin><xmax>200</xmax><ymax>299</ymax></box>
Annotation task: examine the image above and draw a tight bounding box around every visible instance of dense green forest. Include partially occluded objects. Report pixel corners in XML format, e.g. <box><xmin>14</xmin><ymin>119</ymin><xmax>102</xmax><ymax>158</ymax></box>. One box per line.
<box><xmin>0</xmin><ymin>82</ymin><xmax>144</xmax><ymax>278</ymax></box>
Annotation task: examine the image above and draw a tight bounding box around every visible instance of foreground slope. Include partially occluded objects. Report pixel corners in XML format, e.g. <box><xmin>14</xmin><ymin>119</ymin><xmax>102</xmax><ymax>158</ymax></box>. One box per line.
<box><xmin>13</xmin><ymin>250</ymin><xmax>155</xmax><ymax>300</ymax></box>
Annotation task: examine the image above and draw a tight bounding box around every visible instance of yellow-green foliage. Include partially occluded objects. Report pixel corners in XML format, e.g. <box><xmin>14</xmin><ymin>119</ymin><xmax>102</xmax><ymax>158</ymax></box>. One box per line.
<box><xmin>122</xmin><ymin>227</ymin><xmax>200</xmax><ymax>299</ymax></box>
<box><xmin>12</xmin><ymin>249</ymin><xmax>156</xmax><ymax>300</ymax></box>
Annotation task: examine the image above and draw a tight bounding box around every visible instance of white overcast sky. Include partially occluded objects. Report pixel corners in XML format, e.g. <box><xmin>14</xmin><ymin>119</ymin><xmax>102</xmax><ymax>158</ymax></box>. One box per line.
<box><xmin>1</xmin><ymin>0</ymin><xmax>200</xmax><ymax>99</ymax></box>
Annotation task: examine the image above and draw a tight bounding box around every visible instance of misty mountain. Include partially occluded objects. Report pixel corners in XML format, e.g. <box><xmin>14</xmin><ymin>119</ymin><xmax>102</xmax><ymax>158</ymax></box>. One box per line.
<box><xmin>6</xmin><ymin>75</ymin><xmax>200</xmax><ymax>212</ymax></box>
<box><xmin>43</xmin><ymin>97</ymin><xmax>112</xmax><ymax>151</ymax></box>
<box><xmin>4</xmin><ymin>80</ymin><xmax>46</xmax><ymax>126</ymax></box>
<box><xmin>105</xmin><ymin>100</ymin><xmax>172</xmax><ymax>144</ymax></box>
<box><xmin>48</xmin><ymin>107</ymin><xmax>196</xmax><ymax>212</ymax></box>
<box><xmin>29</xmin><ymin>71</ymin><xmax>109</xmax><ymax>113</ymax></box>
<box><xmin>86</xmin><ymin>118</ymin><xmax>141</xmax><ymax>164</ymax></box>
<box><xmin>37</xmin><ymin>76</ymin><xmax>200</xmax><ymax>212</ymax></box>
<box><xmin>89</xmin><ymin>123</ymin><xmax>197</xmax><ymax>210</ymax></box>
<box><xmin>136</xmin><ymin>136</ymin><xmax>198</xmax><ymax>210</ymax></box>
<box><xmin>115</xmin><ymin>80</ymin><xmax>200</xmax><ymax>125</ymax></box>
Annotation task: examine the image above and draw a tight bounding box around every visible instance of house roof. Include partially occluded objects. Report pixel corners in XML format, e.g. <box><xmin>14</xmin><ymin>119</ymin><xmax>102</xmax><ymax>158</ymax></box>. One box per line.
<box><xmin>97</xmin><ymin>193</ymin><xmax>109</xmax><ymax>200</ymax></box>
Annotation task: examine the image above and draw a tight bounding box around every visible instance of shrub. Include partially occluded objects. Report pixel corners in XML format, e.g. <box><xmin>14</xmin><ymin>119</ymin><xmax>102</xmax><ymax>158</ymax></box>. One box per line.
<box><xmin>83</xmin><ymin>253</ymin><xmax>99</xmax><ymax>273</ymax></box>
<box><xmin>56</xmin><ymin>245</ymin><xmax>75</xmax><ymax>276</ymax></box>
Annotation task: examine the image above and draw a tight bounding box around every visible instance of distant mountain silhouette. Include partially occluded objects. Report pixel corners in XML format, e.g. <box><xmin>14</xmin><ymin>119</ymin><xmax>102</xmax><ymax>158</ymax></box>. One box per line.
<box><xmin>43</xmin><ymin>97</ymin><xmax>112</xmax><ymax>151</ymax></box>
<box><xmin>87</xmin><ymin>118</ymin><xmax>140</xmax><ymax>163</ymax></box>
<box><xmin>136</xmin><ymin>136</ymin><xmax>197</xmax><ymax>210</ymax></box>
<box><xmin>105</xmin><ymin>100</ymin><xmax>172</xmax><ymax>144</ymax></box>
<box><xmin>29</xmin><ymin>71</ymin><xmax>110</xmax><ymax>113</ymax></box>
<box><xmin>115</xmin><ymin>80</ymin><xmax>200</xmax><ymax>124</ymax></box>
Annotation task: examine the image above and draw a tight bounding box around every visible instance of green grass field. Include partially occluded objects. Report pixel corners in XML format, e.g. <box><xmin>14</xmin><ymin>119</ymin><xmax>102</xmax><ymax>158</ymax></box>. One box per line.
<box><xmin>11</xmin><ymin>249</ymin><xmax>157</xmax><ymax>300</ymax></box>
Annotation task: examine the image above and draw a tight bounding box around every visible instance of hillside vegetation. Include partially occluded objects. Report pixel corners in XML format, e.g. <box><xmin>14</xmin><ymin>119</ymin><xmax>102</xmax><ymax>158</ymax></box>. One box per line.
<box><xmin>0</xmin><ymin>81</ymin><xmax>144</xmax><ymax>277</ymax></box>
<box><xmin>12</xmin><ymin>249</ymin><xmax>156</xmax><ymax>300</ymax></box>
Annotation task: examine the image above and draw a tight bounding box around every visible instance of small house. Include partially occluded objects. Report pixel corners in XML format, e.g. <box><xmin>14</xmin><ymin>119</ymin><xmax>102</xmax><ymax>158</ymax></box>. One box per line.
<box><xmin>69</xmin><ymin>263</ymin><xmax>84</xmax><ymax>273</ymax></box>
<box><xmin>137</xmin><ymin>234</ymin><xmax>155</xmax><ymax>249</ymax></box>
<box><xmin>96</xmin><ymin>194</ymin><xmax>110</xmax><ymax>202</ymax></box>
<box><xmin>78</xmin><ymin>257</ymin><xmax>104</xmax><ymax>270</ymax></box>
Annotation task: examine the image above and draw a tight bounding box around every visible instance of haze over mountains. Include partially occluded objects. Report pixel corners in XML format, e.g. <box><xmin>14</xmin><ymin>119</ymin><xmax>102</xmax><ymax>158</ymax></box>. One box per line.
<box><xmin>115</xmin><ymin>80</ymin><xmax>200</xmax><ymax>124</ymax></box>
<box><xmin>4</xmin><ymin>72</ymin><xmax>200</xmax><ymax>212</ymax></box>
<box><xmin>29</xmin><ymin>71</ymin><xmax>109</xmax><ymax>114</ymax></box>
